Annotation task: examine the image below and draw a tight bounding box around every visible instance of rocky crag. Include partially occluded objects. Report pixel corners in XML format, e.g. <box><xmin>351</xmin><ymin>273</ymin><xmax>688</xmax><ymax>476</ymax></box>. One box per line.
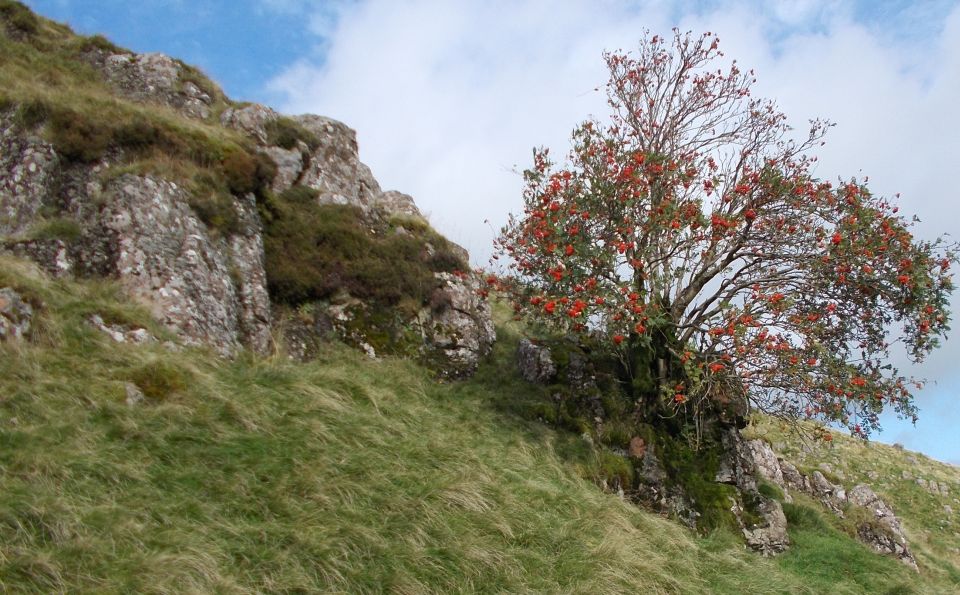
<box><xmin>0</xmin><ymin>7</ymin><xmax>493</xmax><ymax>375</ymax></box>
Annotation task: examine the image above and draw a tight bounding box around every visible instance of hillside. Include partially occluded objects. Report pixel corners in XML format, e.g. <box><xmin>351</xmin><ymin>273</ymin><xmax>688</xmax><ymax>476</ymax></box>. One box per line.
<box><xmin>3</xmin><ymin>254</ymin><xmax>957</xmax><ymax>594</ymax></box>
<box><xmin>2</xmin><ymin>2</ymin><xmax>960</xmax><ymax>592</ymax></box>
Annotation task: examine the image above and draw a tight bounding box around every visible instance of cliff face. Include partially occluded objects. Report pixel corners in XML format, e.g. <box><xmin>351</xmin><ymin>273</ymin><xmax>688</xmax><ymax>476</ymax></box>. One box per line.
<box><xmin>0</xmin><ymin>4</ymin><xmax>493</xmax><ymax>373</ymax></box>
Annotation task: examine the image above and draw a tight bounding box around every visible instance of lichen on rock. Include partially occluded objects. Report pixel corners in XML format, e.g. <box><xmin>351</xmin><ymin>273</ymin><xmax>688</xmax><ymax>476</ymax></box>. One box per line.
<box><xmin>420</xmin><ymin>271</ymin><xmax>496</xmax><ymax>378</ymax></box>
<box><xmin>86</xmin><ymin>51</ymin><xmax>215</xmax><ymax>120</ymax></box>
<box><xmin>0</xmin><ymin>286</ymin><xmax>33</xmax><ymax>341</ymax></box>
<box><xmin>1</xmin><ymin>37</ymin><xmax>495</xmax><ymax>374</ymax></box>
<box><xmin>517</xmin><ymin>338</ymin><xmax>558</xmax><ymax>384</ymax></box>
<box><xmin>0</xmin><ymin>112</ymin><xmax>60</xmax><ymax>236</ymax></box>
<box><xmin>68</xmin><ymin>174</ymin><xmax>271</xmax><ymax>355</ymax></box>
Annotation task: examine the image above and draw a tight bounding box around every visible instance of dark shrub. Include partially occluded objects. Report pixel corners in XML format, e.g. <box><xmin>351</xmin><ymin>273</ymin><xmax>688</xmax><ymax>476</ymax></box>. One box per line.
<box><xmin>221</xmin><ymin>150</ymin><xmax>257</xmax><ymax>195</ymax></box>
<box><xmin>265</xmin><ymin>202</ymin><xmax>399</xmax><ymax>305</ymax></box>
<box><xmin>174</xmin><ymin>128</ymin><xmax>221</xmax><ymax>167</ymax></box>
<box><xmin>113</xmin><ymin>118</ymin><xmax>162</xmax><ymax>152</ymax></box>
<box><xmin>781</xmin><ymin>502</ymin><xmax>829</xmax><ymax>530</ymax></box>
<box><xmin>263</xmin><ymin>189</ymin><xmax>469</xmax><ymax>314</ymax></box>
<box><xmin>48</xmin><ymin>109</ymin><xmax>111</xmax><ymax>162</ymax></box>
<box><xmin>13</xmin><ymin>98</ymin><xmax>50</xmax><ymax>128</ymax></box>
<box><xmin>188</xmin><ymin>172</ymin><xmax>239</xmax><ymax>235</ymax></box>
<box><xmin>188</xmin><ymin>193</ymin><xmax>239</xmax><ymax>235</ymax></box>
<box><xmin>264</xmin><ymin>117</ymin><xmax>321</xmax><ymax>151</ymax></box>
<box><xmin>277</xmin><ymin>185</ymin><xmax>319</xmax><ymax>205</ymax></box>
<box><xmin>252</xmin><ymin>151</ymin><xmax>277</xmax><ymax>196</ymax></box>
<box><xmin>0</xmin><ymin>1</ymin><xmax>39</xmax><ymax>35</ymax></box>
<box><xmin>221</xmin><ymin>149</ymin><xmax>275</xmax><ymax>197</ymax></box>
<box><xmin>427</xmin><ymin>243</ymin><xmax>466</xmax><ymax>273</ymax></box>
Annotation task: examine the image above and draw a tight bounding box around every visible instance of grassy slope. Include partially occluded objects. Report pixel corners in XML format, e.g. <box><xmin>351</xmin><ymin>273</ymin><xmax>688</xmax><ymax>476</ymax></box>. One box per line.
<box><xmin>0</xmin><ymin>255</ymin><xmax>953</xmax><ymax>594</ymax></box>
<box><xmin>0</xmin><ymin>9</ymin><xmax>239</xmax><ymax>155</ymax></box>
<box><xmin>747</xmin><ymin>417</ymin><xmax>960</xmax><ymax>587</ymax></box>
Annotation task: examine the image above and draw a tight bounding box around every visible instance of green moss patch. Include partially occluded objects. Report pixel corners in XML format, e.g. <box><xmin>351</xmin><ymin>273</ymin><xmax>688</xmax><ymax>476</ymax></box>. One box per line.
<box><xmin>27</xmin><ymin>218</ymin><xmax>82</xmax><ymax>242</ymax></box>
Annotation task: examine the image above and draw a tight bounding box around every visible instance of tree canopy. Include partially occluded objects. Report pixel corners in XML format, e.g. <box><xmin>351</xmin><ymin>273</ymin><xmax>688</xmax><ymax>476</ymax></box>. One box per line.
<box><xmin>495</xmin><ymin>30</ymin><xmax>956</xmax><ymax>437</ymax></box>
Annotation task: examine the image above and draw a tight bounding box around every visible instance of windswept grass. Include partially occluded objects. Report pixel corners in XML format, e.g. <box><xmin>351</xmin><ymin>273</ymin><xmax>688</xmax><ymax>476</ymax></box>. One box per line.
<box><xmin>1</xmin><ymin>256</ymin><xmax>958</xmax><ymax>592</ymax></box>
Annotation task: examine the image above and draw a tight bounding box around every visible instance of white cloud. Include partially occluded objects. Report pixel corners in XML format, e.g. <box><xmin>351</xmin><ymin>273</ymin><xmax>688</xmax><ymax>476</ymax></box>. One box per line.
<box><xmin>268</xmin><ymin>0</ymin><xmax>676</xmax><ymax>258</ymax></box>
<box><xmin>267</xmin><ymin>0</ymin><xmax>960</xmax><ymax>455</ymax></box>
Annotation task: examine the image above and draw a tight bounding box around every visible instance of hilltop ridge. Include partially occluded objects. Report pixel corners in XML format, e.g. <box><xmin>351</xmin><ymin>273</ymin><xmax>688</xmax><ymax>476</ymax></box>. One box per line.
<box><xmin>0</xmin><ymin>0</ymin><xmax>493</xmax><ymax>376</ymax></box>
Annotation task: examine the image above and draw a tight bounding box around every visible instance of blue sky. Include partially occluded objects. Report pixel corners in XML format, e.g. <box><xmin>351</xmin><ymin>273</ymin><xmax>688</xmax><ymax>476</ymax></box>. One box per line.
<box><xmin>22</xmin><ymin>0</ymin><xmax>960</xmax><ymax>463</ymax></box>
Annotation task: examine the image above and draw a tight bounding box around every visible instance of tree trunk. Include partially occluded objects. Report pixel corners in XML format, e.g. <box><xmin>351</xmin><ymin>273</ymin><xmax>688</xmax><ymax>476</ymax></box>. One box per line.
<box><xmin>626</xmin><ymin>321</ymin><xmax>681</xmax><ymax>420</ymax></box>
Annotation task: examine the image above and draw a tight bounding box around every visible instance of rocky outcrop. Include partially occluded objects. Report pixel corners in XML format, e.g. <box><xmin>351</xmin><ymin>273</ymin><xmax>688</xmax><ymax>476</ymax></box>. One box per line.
<box><xmin>716</xmin><ymin>429</ymin><xmax>790</xmax><ymax>555</ymax></box>
<box><xmin>736</xmin><ymin>496</ymin><xmax>790</xmax><ymax>556</ymax></box>
<box><xmin>220</xmin><ymin>103</ymin><xmax>307</xmax><ymax>193</ymax></box>
<box><xmin>227</xmin><ymin>194</ymin><xmax>273</xmax><ymax>355</ymax></box>
<box><xmin>1</xmin><ymin>38</ymin><xmax>496</xmax><ymax>373</ymax></box>
<box><xmin>86</xmin><ymin>51</ymin><xmax>214</xmax><ymax>120</ymax></box>
<box><xmin>220</xmin><ymin>104</ymin><xmax>279</xmax><ymax>144</ymax></box>
<box><xmin>633</xmin><ymin>441</ymin><xmax>669</xmax><ymax>504</ymax></box>
<box><xmin>220</xmin><ymin>103</ymin><xmax>424</xmax><ymax>222</ymax></box>
<box><xmin>520</xmin><ymin>342</ymin><xmax>791</xmax><ymax>554</ymax></box>
<box><xmin>421</xmin><ymin>272</ymin><xmax>496</xmax><ymax>377</ymax></box>
<box><xmin>716</xmin><ymin>428</ymin><xmax>758</xmax><ymax>493</ymax></box>
<box><xmin>292</xmin><ymin>114</ymin><xmax>363</xmax><ymax>208</ymax></box>
<box><xmin>847</xmin><ymin>484</ymin><xmax>917</xmax><ymax>570</ymax></box>
<box><xmin>0</xmin><ymin>113</ymin><xmax>59</xmax><ymax>236</ymax></box>
<box><xmin>1</xmin><ymin>94</ymin><xmax>276</xmax><ymax>355</ymax></box>
<box><xmin>513</xmin><ymin>337</ymin><xmax>791</xmax><ymax>553</ymax></box>
<box><xmin>747</xmin><ymin>438</ymin><xmax>918</xmax><ymax>569</ymax></box>
<box><xmin>2</xmin><ymin>170</ymin><xmax>273</xmax><ymax>354</ymax></box>
<box><xmin>515</xmin><ymin>335</ymin><xmax>600</xmax><ymax>392</ymax></box>
<box><xmin>374</xmin><ymin>190</ymin><xmax>421</xmax><ymax>219</ymax></box>
<box><xmin>78</xmin><ymin>175</ymin><xmax>270</xmax><ymax>354</ymax></box>
<box><xmin>278</xmin><ymin>271</ymin><xmax>494</xmax><ymax>377</ymax></box>
<box><xmin>357</xmin><ymin>163</ymin><xmax>383</xmax><ymax>208</ymax></box>
<box><xmin>263</xmin><ymin>145</ymin><xmax>303</xmax><ymax>193</ymax></box>
<box><xmin>517</xmin><ymin>338</ymin><xmax>557</xmax><ymax>384</ymax></box>
<box><xmin>748</xmin><ymin>439</ymin><xmax>792</xmax><ymax>502</ymax></box>
<box><xmin>778</xmin><ymin>458</ymin><xmax>809</xmax><ymax>493</ymax></box>
<box><xmin>0</xmin><ymin>287</ymin><xmax>32</xmax><ymax>341</ymax></box>
<box><xmin>808</xmin><ymin>471</ymin><xmax>847</xmax><ymax>515</ymax></box>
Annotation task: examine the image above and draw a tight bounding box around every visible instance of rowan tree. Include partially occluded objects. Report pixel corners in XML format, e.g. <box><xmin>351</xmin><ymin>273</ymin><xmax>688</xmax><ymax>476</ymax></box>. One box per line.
<box><xmin>495</xmin><ymin>30</ymin><xmax>956</xmax><ymax>437</ymax></box>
